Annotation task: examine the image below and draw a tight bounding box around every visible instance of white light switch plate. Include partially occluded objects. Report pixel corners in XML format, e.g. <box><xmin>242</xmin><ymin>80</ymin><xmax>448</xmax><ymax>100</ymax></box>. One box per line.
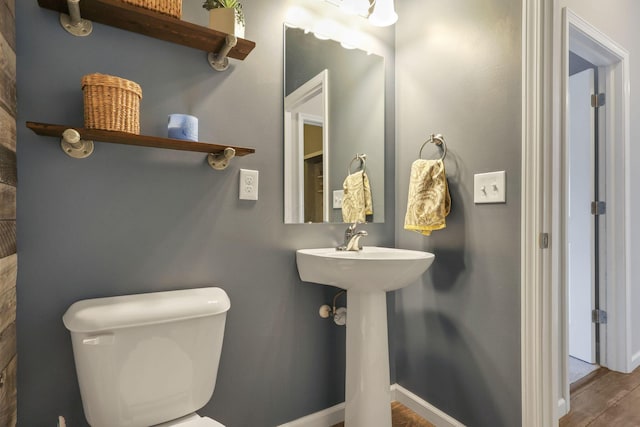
<box><xmin>239</xmin><ymin>169</ymin><xmax>259</xmax><ymax>200</ymax></box>
<box><xmin>333</xmin><ymin>190</ymin><xmax>344</xmax><ymax>209</ymax></box>
<box><xmin>474</xmin><ymin>171</ymin><xmax>506</xmax><ymax>204</ymax></box>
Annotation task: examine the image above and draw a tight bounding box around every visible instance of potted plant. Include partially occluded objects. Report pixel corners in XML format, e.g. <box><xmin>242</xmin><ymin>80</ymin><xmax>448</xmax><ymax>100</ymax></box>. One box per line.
<box><xmin>203</xmin><ymin>0</ymin><xmax>245</xmax><ymax>38</ymax></box>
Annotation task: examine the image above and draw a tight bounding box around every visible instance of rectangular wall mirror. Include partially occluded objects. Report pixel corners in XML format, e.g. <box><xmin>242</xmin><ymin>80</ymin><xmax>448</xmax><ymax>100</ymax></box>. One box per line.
<box><xmin>283</xmin><ymin>25</ymin><xmax>385</xmax><ymax>224</ymax></box>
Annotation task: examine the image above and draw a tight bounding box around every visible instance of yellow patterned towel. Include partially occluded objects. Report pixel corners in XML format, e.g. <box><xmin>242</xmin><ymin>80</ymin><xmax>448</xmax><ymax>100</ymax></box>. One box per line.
<box><xmin>342</xmin><ymin>170</ymin><xmax>373</xmax><ymax>223</ymax></box>
<box><xmin>404</xmin><ymin>159</ymin><xmax>451</xmax><ymax>235</ymax></box>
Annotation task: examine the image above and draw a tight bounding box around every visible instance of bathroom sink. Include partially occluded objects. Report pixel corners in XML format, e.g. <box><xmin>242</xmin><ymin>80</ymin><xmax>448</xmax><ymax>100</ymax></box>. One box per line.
<box><xmin>296</xmin><ymin>246</ymin><xmax>435</xmax><ymax>292</ymax></box>
<box><xmin>295</xmin><ymin>246</ymin><xmax>435</xmax><ymax>426</ymax></box>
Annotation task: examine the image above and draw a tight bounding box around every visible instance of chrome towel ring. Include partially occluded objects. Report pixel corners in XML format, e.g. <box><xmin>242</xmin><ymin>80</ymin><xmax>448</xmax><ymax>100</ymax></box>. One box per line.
<box><xmin>348</xmin><ymin>153</ymin><xmax>367</xmax><ymax>175</ymax></box>
<box><xmin>419</xmin><ymin>133</ymin><xmax>447</xmax><ymax>161</ymax></box>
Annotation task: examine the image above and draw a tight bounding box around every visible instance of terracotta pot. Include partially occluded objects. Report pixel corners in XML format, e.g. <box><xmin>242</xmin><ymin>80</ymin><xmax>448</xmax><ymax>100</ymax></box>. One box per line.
<box><xmin>208</xmin><ymin>8</ymin><xmax>245</xmax><ymax>38</ymax></box>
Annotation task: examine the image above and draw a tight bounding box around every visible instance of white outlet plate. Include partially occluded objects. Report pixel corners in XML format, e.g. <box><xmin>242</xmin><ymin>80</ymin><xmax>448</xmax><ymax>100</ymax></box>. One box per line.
<box><xmin>333</xmin><ymin>190</ymin><xmax>344</xmax><ymax>209</ymax></box>
<box><xmin>474</xmin><ymin>171</ymin><xmax>506</xmax><ymax>204</ymax></box>
<box><xmin>239</xmin><ymin>169</ymin><xmax>259</xmax><ymax>200</ymax></box>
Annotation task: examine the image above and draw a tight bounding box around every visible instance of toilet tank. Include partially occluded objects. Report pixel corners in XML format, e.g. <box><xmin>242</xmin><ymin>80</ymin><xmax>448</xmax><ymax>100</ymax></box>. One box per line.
<box><xmin>63</xmin><ymin>287</ymin><xmax>230</xmax><ymax>427</ymax></box>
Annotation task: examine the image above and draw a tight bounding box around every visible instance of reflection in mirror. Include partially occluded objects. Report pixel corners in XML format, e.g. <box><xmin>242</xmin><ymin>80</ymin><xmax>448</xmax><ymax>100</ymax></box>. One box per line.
<box><xmin>284</xmin><ymin>70</ymin><xmax>329</xmax><ymax>223</ymax></box>
<box><xmin>284</xmin><ymin>25</ymin><xmax>385</xmax><ymax>224</ymax></box>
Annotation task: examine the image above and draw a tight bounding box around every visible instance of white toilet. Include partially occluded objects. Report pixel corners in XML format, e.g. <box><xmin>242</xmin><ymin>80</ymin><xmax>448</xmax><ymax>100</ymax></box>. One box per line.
<box><xmin>63</xmin><ymin>287</ymin><xmax>230</xmax><ymax>427</ymax></box>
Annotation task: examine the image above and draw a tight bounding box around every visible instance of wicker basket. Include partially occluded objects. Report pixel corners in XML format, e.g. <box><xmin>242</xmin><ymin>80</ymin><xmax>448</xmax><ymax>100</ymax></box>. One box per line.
<box><xmin>82</xmin><ymin>74</ymin><xmax>142</xmax><ymax>134</ymax></box>
<box><xmin>120</xmin><ymin>0</ymin><xmax>182</xmax><ymax>18</ymax></box>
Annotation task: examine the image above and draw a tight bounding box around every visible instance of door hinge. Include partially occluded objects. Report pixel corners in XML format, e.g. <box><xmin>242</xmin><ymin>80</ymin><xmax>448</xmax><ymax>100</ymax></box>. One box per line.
<box><xmin>591</xmin><ymin>93</ymin><xmax>606</xmax><ymax>107</ymax></box>
<box><xmin>539</xmin><ymin>233</ymin><xmax>549</xmax><ymax>249</ymax></box>
<box><xmin>592</xmin><ymin>309</ymin><xmax>608</xmax><ymax>324</ymax></box>
<box><xmin>591</xmin><ymin>201</ymin><xmax>606</xmax><ymax>215</ymax></box>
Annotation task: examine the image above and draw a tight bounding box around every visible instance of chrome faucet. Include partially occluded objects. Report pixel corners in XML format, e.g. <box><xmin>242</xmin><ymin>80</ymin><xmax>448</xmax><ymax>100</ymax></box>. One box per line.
<box><xmin>337</xmin><ymin>222</ymin><xmax>368</xmax><ymax>251</ymax></box>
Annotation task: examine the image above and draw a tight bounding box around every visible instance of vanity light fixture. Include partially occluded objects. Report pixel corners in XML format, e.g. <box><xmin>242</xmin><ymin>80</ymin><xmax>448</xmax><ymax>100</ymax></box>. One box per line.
<box><xmin>367</xmin><ymin>0</ymin><xmax>398</xmax><ymax>27</ymax></box>
<box><xmin>331</xmin><ymin>0</ymin><xmax>398</xmax><ymax>27</ymax></box>
<box><xmin>286</xmin><ymin>4</ymin><xmax>378</xmax><ymax>53</ymax></box>
<box><xmin>313</xmin><ymin>19</ymin><xmax>337</xmax><ymax>40</ymax></box>
<box><xmin>340</xmin><ymin>0</ymin><xmax>370</xmax><ymax>15</ymax></box>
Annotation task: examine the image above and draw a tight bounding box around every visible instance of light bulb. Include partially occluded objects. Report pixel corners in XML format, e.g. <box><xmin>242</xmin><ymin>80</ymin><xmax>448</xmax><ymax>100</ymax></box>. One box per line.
<box><xmin>368</xmin><ymin>0</ymin><xmax>398</xmax><ymax>27</ymax></box>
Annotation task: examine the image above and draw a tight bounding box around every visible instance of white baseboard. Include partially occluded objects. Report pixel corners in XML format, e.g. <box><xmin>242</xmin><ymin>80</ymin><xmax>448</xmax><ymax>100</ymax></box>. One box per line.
<box><xmin>558</xmin><ymin>397</ymin><xmax>568</xmax><ymax>418</ymax></box>
<box><xmin>276</xmin><ymin>402</ymin><xmax>345</xmax><ymax>427</ymax></box>
<box><xmin>276</xmin><ymin>384</ymin><xmax>464</xmax><ymax>427</ymax></box>
<box><xmin>392</xmin><ymin>384</ymin><xmax>465</xmax><ymax>427</ymax></box>
<box><xmin>631</xmin><ymin>351</ymin><xmax>640</xmax><ymax>372</ymax></box>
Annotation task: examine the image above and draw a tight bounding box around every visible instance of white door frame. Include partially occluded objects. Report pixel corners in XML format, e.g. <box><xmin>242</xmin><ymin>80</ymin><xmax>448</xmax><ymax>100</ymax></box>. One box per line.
<box><xmin>521</xmin><ymin>1</ymin><xmax>557</xmax><ymax>424</ymax></box>
<box><xmin>558</xmin><ymin>8</ymin><xmax>631</xmax><ymax>416</ymax></box>
<box><xmin>284</xmin><ymin>70</ymin><xmax>330</xmax><ymax>223</ymax></box>
<box><xmin>521</xmin><ymin>1</ymin><xmax>632</xmax><ymax>425</ymax></box>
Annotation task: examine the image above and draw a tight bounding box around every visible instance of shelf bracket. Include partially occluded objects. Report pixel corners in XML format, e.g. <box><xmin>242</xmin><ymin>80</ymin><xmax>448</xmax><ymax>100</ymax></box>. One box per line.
<box><xmin>61</xmin><ymin>128</ymin><xmax>94</xmax><ymax>159</ymax></box>
<box><xmin>59</xmin><ymin>0</ymin><xmax>93</xmax><ymax>37</ymax></box>
<box><xmin>207</xmin><ymin>35</ymin><xmax>238</xmax><ymax>72</ymax></box>
<box><xmin>207</xmin><ymin>147</ymin><xmax>236</xmax><ymax>170</ymax></box>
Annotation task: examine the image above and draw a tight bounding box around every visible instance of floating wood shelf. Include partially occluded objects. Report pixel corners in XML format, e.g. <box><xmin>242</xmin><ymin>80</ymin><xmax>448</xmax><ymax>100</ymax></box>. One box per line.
<box><xmin>26</xmin><ymin>122</ymin><xmax>255</xmax><ymax>167</ymax></box>
<box><xmin>37</xmin><ymin>0</ymin><xmax>256</xmax><ymax>61</ymax></box>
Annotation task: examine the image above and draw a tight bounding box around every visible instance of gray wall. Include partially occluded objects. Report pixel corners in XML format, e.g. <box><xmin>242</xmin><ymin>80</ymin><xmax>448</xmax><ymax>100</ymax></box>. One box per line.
<box><xmin>15</xmin><ymin>1</ymin><xmax>394</xmax><ymax>425</ymax></box>
<box><xmin>569</xmin><ymin>51</ymin><xmax>595</xmax><ymax>76</ymax></box>
<box><xmin>393</xmin><ymin>0</ymin><xmax>522</xmax><ymax>426</ymax></box>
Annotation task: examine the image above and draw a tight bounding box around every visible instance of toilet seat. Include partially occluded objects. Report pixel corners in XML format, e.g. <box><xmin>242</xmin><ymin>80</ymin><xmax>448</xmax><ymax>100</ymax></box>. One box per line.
<box><xmin>153</xmin><ymin>413</ymin><xmax>225</xmax><ymax>427</ymax></box>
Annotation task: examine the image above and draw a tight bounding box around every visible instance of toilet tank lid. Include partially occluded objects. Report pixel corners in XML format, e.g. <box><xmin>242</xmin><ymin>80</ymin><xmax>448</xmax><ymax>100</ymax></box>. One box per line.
<box><xmin>63</xmin><ymin>287</ymin><xmax>230</xmax><ymax>333</ymax></box>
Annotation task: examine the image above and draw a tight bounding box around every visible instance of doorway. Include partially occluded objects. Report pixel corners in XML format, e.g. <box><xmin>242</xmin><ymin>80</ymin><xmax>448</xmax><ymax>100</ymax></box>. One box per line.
<box><xmin>567</xmin><ymin>62</ymin><xmax>602</xmax><ymax>383</ymax></box>
<box><xmin>284</xmin><ymin>69</ymin><xmax>329</xmax><ymax>223</ymax></box>
<box><xmin>520</xmin><ymin>4</ymin><xmax>631</xmax><ymax>426</ymax></box>
<box><xmin>302</xmin><ymin>121</ymin><xmax>324</xmax><ymax>223</ymax></box>
<box><xmin>558</xmin><ymin>8</ymin><xmax>632</xmax><ymax>418</ymax></box>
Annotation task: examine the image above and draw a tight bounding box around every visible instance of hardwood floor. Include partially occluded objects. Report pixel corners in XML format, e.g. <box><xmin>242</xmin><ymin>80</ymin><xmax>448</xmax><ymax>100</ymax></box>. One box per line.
<box><xmin>326</xmin><ymin>366</ymin><xmax>640</xmax><ymax>427</ymax></box>
<box><xmin>560</xmin><ymin>365</ymin><xmax>640</xmax><ymax>426</ymax></box>
<box><xmin>331</xmin><ymin>402</ymin><xmax>435</xmax><ymax>427</ymax></box>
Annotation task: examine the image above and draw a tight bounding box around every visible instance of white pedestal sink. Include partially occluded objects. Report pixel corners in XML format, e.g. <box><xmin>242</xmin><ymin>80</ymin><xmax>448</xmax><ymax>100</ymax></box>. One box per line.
<box><xmin>296</xmin><ymin>247</ymin><xmax>435</xmax><ymax>427</ymax></box>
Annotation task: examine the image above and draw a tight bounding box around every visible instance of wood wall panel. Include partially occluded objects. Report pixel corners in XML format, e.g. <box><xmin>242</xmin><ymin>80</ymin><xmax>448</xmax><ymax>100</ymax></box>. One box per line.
<box><xmin>0</xmin><ymin>33</ymin><xmax>16</xmax><ymax>118</ymax></box>
<box><xmin>0</xmin><ymin>221</ymin><xmax>15</xmax><ymax>259</ymax></box>
<box><xmin>0</xmin><ymin>0</ymin><xmax>14</xmax><ymax>51</ymax></box>
<box><xmin>0</xmin><ymin>356</ymin><xmax>16</xmax><ymax>427</ymax></box>
<box><xmin>0</xmin><ymin>287</ymin><xmax>15</xmax><ymax>334</ymax></box>
<box><xmin>0</xmin><ymin>107</ymin><xmax>15</xmax><ymax>151</ymax></box>
<box><xmin>0</xmin><ymin>144</ymin><xmax>16</xmax><ymax>187</ymax></box>
<box><xmin>0</xmin><ymin>254</ymin><xmax>16</xmax><ymax>296</ymax></box>
<box><xmin>1</xmin><ymin>1</ymin><xmax>17</xmax><ymax>424</ymax></box>
<box><xmin>0</xmin><ymin>184</ymin><xmax>15</xmax><ymax>220</ymax></box>
<box><xmin>0</xmin><ymin>322</ymin><xmax>15</xmax><ymax>373</ymax></box>
<box><xmin>3</xmin><ymin>0</ymin><xmax>12</xmax><ymax>17</ymax></box>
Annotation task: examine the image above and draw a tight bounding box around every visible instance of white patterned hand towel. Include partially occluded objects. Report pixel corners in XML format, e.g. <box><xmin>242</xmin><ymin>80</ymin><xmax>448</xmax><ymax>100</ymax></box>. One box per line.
<box><xmin>404</xmin><ymin>159</ymin><xmax>451</xmax><ymax>235</ymax></box>
<box><xmin>342</xmin><ymin>170</ymin><xmax>373</xmax><ymax>223</ymax></box>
